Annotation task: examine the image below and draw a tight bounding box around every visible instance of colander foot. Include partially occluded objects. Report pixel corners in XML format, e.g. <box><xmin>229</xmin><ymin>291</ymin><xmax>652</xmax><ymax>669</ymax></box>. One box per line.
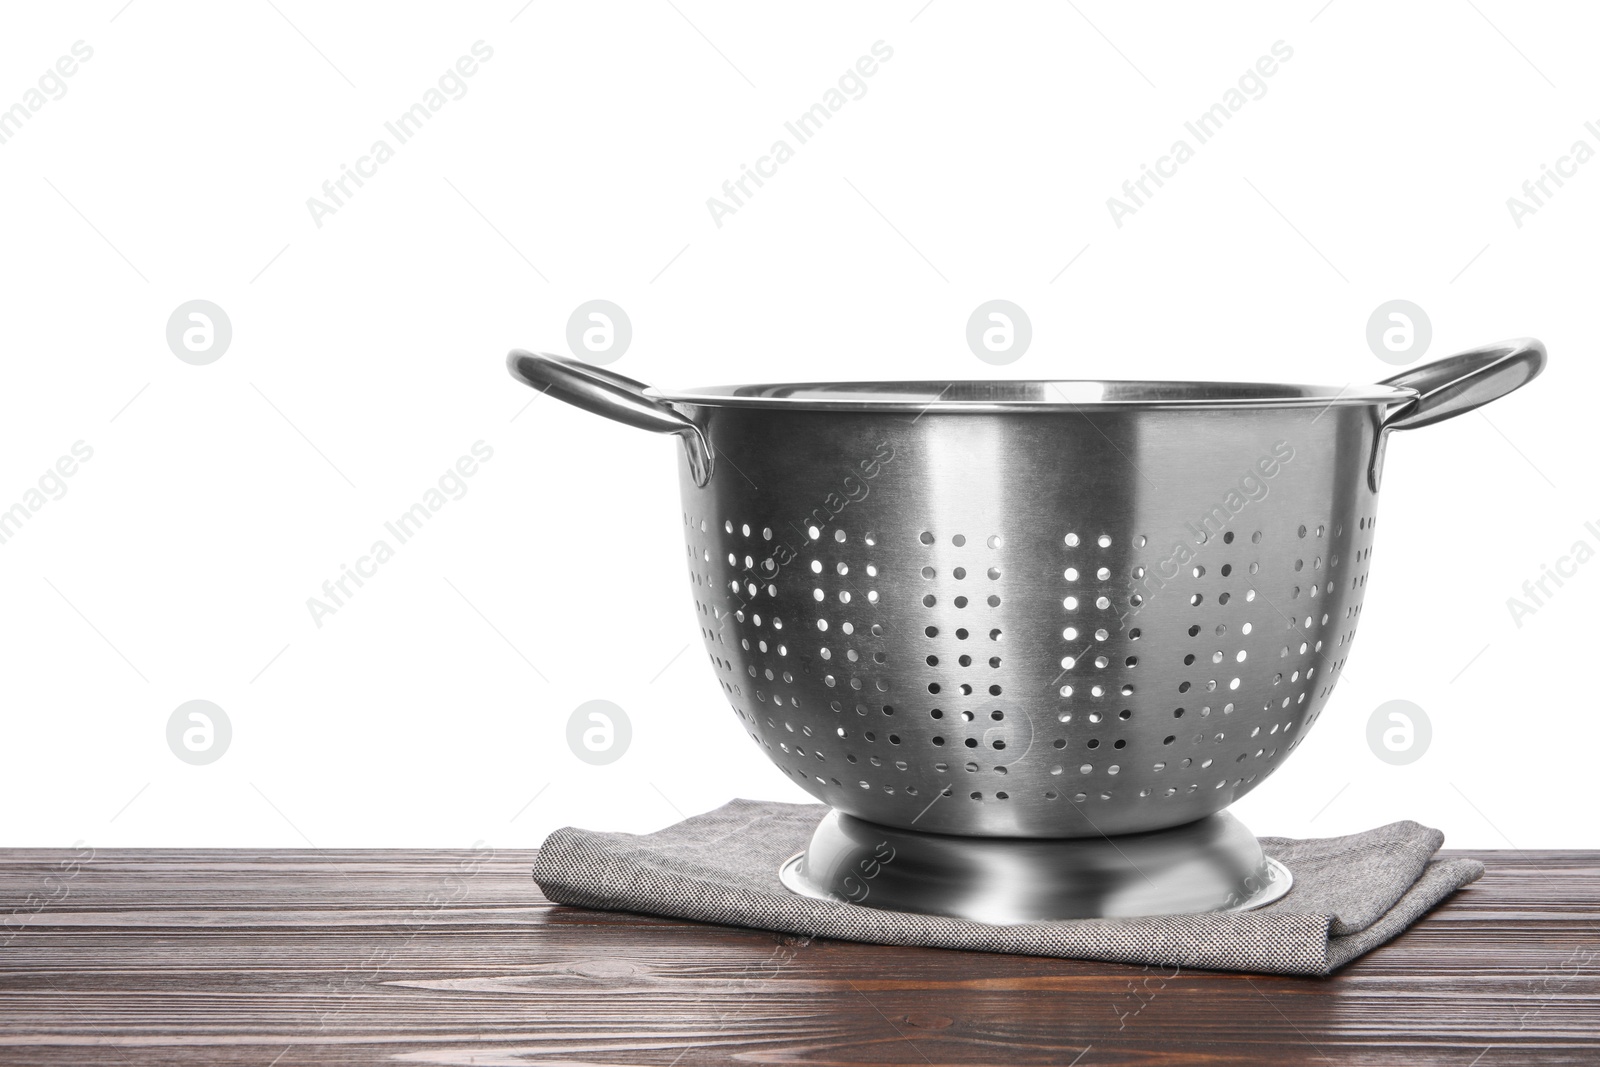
<box><xmin>778</xmin><ymin>808</ymin><xmax>1291</xmax><ymax>923</ymax></box>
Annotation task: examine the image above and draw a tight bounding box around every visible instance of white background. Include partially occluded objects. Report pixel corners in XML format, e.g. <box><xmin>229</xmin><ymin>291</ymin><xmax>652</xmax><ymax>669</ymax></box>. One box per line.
<box><xmin>0</xmin><ymin>1</ymin><xmax>1593</xmax><ymax>851</ymax></box>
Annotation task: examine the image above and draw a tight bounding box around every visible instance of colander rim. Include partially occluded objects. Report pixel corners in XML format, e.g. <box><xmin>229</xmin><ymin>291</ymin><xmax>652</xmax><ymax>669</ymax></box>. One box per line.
<box><xmin>648</xmin><ymin>379</ymin><xmax>1419</xmax><ymax>412</ymax></box>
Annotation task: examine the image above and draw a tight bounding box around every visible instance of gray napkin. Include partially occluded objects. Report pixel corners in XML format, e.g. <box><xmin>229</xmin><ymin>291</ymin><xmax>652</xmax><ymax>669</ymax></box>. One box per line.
<box><xmin>531</xmin><ymin>799</ymin><xmax>1483</xmax><ymax>976</ymax></box>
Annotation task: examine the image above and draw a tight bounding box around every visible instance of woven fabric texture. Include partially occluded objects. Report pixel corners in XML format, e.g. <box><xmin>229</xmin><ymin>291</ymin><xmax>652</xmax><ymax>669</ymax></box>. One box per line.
<box><xmin>531</xmin><ymin>799</ymin><xmax>1483</xmax><ymax>976</ymax></box>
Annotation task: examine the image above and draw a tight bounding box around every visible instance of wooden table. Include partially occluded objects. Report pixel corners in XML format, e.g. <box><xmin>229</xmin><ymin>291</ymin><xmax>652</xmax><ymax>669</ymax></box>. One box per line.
<box><xmin>1</xmin><ymin>848</ymin><xmax>1596</xmax><ymax>1065</ymax></box>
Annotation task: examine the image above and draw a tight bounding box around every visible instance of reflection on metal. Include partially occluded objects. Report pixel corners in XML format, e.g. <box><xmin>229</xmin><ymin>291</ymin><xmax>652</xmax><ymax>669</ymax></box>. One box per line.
<box><xmin>779</xmin><ymin>809</ymin><xmax>1291</xmax><ymax>922</ymax></box>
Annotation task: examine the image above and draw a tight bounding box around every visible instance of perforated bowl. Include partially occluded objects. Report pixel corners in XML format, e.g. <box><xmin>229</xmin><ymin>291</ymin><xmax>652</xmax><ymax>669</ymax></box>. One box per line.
<box><xmin>508</xmin><ymin>340</ymin><xmax>1544</xmax><ymax>838</ymax></box>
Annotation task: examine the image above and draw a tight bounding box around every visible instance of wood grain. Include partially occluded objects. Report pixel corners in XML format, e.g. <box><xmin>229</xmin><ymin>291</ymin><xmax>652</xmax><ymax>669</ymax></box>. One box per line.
<box><xmin>1</xmin><ymin>848</ymin><xmax>1597</xmax><ymax>1065</ymax></box>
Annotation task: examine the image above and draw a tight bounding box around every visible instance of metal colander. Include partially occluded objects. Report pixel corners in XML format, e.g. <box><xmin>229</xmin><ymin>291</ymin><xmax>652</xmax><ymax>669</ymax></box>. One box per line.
<box><xmin>508</xmin><ymin>340</ymin><xmax>1544</xmax><ymax>839</ymax></box>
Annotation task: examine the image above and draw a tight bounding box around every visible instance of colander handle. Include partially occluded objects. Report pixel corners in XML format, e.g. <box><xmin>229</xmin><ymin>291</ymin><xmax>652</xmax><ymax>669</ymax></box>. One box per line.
<box><xmin>505</xmin><ymin>351</ymin><xmax>714</xmax><ymax>486</ymax></box>
<box><xmin>1377</xmin><ymin>337</ymin><xmax>1546</xmax><ymax>432</ymax></box>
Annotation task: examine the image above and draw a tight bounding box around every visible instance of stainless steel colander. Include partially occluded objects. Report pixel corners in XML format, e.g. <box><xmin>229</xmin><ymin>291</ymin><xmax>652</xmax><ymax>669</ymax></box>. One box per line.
<box><xmin>508</xmin><ymin>340</ymin><xmax>1544</xmax><ymax>840</ymax></box>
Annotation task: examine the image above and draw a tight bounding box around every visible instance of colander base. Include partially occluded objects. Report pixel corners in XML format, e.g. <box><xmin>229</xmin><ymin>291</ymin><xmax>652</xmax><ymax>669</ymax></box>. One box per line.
<box><xmin>778</xmin><ymin>808</ymin><xmax>1291</xmax><ymax>923</ymax></box>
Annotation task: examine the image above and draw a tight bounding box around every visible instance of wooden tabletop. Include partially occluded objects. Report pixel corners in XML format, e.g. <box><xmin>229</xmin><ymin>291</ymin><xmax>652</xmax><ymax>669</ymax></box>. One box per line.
<box><xmin>1</xmin><ymin>848</ymin><xmax>1596</xmax><ymax>1065</ymax></box>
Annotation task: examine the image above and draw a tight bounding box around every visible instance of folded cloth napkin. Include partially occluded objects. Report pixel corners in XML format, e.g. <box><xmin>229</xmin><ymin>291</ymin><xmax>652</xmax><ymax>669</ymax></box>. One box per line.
<box><xmin>531</xmin><ymin>799</ymin><xmax>1483</xmax><ymax>976</ymax></box>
